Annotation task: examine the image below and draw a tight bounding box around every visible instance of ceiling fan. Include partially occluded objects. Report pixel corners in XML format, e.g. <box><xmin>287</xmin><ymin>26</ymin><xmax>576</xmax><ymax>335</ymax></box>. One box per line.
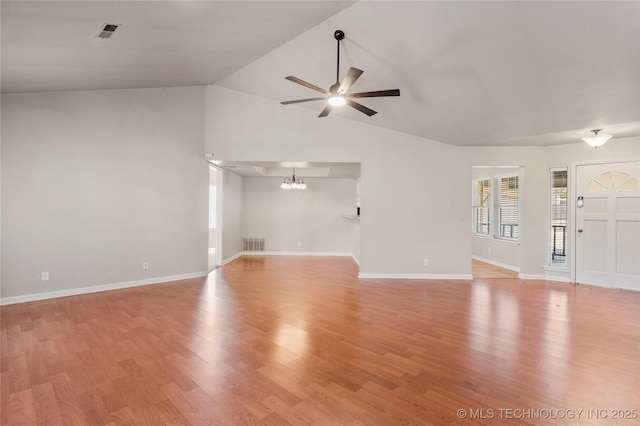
<box><xmin>280</xmin><ymin>30</ymin><xmax>400</xmax><ymax>117</ymax></box>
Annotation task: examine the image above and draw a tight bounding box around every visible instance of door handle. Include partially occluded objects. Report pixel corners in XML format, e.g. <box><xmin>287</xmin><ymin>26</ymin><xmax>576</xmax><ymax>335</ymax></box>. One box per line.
<box><xmin>577</xmin><ymin>229</ymin><xmax>583</xmax><ymax>233</ymax></box>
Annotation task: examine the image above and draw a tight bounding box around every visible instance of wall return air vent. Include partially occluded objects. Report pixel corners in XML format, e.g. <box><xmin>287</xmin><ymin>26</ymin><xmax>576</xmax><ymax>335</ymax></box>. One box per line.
<box><xmin>242</xmin><ymin>238</ymin><xmax>265</xmax><ymax>252</ymax></box>
<box><xmin>97</xmin><ymin>23</ymin><xmax>119</xmax><ymax>39</ymax></box>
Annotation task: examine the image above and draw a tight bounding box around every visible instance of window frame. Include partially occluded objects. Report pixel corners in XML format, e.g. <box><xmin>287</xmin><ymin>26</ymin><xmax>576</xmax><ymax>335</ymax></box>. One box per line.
<box><xmin>472</xmin><ymin>178</ymin><xmax>491</xmax><ymax>237</ymax></box>
<box><xmin>497</xmin><ymin>174</ymin><xmax>519</xmax><ymax>241</ymax></box>
<box><xmin>472</xmin><ymin>171</ymin><xmax>521</xmax><ymax>243</ymax></box>
<box><xmin>549</xmin><ymin>167</ymin><xmax>568</xmax><ymax>265</ymax></box>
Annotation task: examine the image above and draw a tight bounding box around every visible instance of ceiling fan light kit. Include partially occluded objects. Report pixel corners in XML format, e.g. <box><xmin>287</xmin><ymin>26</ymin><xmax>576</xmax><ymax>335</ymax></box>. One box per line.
<box><xmin>328</xmin><ymin>95</ymin><xmax>346</xmax><ymax>106</ymax></box>
<box><xmin>280</xmin><ymin>30</ymin><xmax>400</xmax><ymax>117</ymax></box>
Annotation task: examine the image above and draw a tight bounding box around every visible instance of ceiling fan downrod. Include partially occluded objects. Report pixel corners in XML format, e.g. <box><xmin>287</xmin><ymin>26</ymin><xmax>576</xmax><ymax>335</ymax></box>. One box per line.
<box><xmin>334</xmin><ymin>30</ymin><xmax>344</xmax><ymax>84</ymax></box>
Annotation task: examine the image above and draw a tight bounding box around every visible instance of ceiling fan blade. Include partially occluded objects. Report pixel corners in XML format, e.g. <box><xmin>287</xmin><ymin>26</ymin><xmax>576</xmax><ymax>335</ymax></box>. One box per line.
<box><xmin>284</xmin><ymin>76</ymin><xmax>328</xmax><ymax>94</ymax></box>
<box><xmin>337</xmin><ymin>67</ymin><xmax>364</xmax><ymax>94</ymax></box>
<box><xmin>346</xmin><ymin>99</ymin><xmax>377</xmax><ymax>116</ymax></box>
<box><xmin>349</xmin><ymin>89</ymin><xmax>400</xmax><ymax>98</ymax></box>
<box><xmin>280</xmin><ymin>97</ymin><xmax>326</xmax><ymax>105</ymax></box>
<box><xmin>318</xmin><ymin>105</ymin><xmax>332</xmax><ymax>118</ymax></box>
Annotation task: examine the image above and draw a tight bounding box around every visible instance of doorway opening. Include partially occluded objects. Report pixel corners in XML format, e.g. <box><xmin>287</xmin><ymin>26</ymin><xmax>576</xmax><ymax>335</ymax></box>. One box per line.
<box><xmin>208</xmin><ymin>165</ymin><xmax>221</xmax><ymax>271</ymax></box>
<box><xmin>470</xmin><ymin>166</ymin><xmax>524</xmax><ymax>279</ymax></box>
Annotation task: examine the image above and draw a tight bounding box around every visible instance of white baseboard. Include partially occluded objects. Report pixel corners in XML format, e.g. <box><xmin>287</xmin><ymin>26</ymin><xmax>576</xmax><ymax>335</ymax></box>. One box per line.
<box><xmin>221</xmin><ymin>251</ymin><xmax>353</xmax><ymax>265</ymax></box>
<box><xmin>222</xmin><ymin>252</ymin><xmax>243</xmax><ymax>265</ymax></box>
<box><xmin>0</xmin><ymin>271</ymin><xmax>209</xmax><ymax>306</ymax></box>
<box><xmin>358</xmin><ymin>273</ymin><xmax>473</xmax><ymax>280</ymax></box>
<box><xmin>472</xmin><ymin>255</ymin><xmax>519</xmax><ymax>272</ymax></box>
<box><xmin>543</xmin><ymin>275</ymin><xmax>572</xmax><ymax>283</ymax></box>
<box><xmin>518</xmin><ymin>273</ymin><xmax>547</xmax><ymax>280</ymax></box>
<box><xmin>351</xmin><ymin>255</ymin><xmax>360</xmax><ymax>266</ymax></box>
<box><xmin>243</xmin><ymin>251</ymin><xmax>352</xmax><ymax>257</ymax></box>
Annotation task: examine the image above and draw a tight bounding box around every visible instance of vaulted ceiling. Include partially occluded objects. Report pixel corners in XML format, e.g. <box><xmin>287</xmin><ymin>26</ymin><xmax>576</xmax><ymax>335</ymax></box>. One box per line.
<box><xmin>2</xmin><ymin>1</ymin><xmax>639</xmax><ymax>147</ymax></box>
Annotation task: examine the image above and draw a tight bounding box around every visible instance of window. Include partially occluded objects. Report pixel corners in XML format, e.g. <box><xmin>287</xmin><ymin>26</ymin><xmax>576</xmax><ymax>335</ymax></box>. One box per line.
<box><xmin>472</xmin><ymin>171</ymin><xmax>521</xmax><ymax>242</ymax></box>
<box><xmin>499</xmin><ymin>175</ymin><xmax>519</xmax><ymax>239</ymax></box>
<box><xmin>473</xmin><ymin>178</ymin><xmax>490</xmax><ymax>236</ymax></box>
<box><xmin>550</xmin><ymin>169</ymin><xmax>567</xmax><ymax>264</ymax></box>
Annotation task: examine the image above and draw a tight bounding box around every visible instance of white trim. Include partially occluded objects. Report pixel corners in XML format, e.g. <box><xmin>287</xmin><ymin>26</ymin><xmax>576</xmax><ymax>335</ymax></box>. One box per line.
<box><xmin>519</xmin><ymin>273</ymin><xmax>571</xmax><ymax>283</ymax></box>
<box><xmin>575</xmin><ymin>281</ymin><xmax>640</xmax><ymax>292</ymax></box>
<box><xmin>223</xmin><ymin>252</ymin><xmax>358</xmax><ymax>264</ymax></box>
<box><xmin>358</xmin><ymin>273</ymin><xmax>473</xmax><ymax>280</ymax></box>
<box><xmin>243</xmin><ymin>251</ymin><xmax>352</xmax><ymax>257</ymax></box>
<box><xmin>543</xmin><ymin>264</ymin><xmax>569</xmax><ymax>272</ymax></box>
<box><xmin>0</xmin><ymin>271</ymin><xmax>208</xmax><ymax>306</ymax></box>
<box><xmin>472</xmin><ymin>255</ymin><xmax>519</xmax><ymax>272</ymax></box>
<box><xmin>544</xmin><ymin>275</ymin><xmax>572</xmax><ymax>283</ymax></box>
<box><xmin>472</xmin><ymin>235</ymin><xmax>520</xmax><ymax>246</ymax></box>
<box><xmin>518</xmin><ymin>273</ymin><xmax>548</xmax><ymax>280</ymax></box>
<box><xmin>223</xmin><ymin>252</ymin><xmax>243</xmax><ymax>265</ymax></box>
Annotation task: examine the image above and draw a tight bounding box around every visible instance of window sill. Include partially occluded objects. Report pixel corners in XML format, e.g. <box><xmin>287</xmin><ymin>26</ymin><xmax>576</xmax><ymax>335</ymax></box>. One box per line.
<box><xmin>472</xmin><ymin>235</ymin><xmax>520</xmax><ymax>246</ymax></box>
<box><xmin>543</xmin><ymin>264</ymin><xmax>569</xmax><ymax>272</ymax></box>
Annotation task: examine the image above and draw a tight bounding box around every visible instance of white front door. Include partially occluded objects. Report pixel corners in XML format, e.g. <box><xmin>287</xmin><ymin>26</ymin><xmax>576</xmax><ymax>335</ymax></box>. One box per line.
<box><xmin>575</xmin><ymin>161</ymin><xmax>640</xmax><ymax>291</ymax></box>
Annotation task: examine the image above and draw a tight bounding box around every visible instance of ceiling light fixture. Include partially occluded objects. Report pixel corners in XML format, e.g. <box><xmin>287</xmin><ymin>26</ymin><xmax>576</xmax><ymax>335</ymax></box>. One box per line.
<box><xmin>328</xmin><ymin>95</ymin><xmax>346</xmax><ymax>106</ymax></box>
<box><xmin>280</xmin><ymin>168</ymin><xmax>307</xmax><ymax>190</ymax></box>
<box><xmin>582</xmin><ymin>129</ymin><xmax>612</xmax><ymax>148</ymax></box>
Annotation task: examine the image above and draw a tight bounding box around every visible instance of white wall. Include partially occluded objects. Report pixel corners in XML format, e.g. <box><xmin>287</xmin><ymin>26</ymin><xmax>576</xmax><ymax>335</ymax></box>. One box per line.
<box><xmin>205</xmin><ymin>85</ymin><xmax>472</xmax><ymax>278</ymax></box>
<box><xmin>1</xmin><ymin>87</ymin><xmax>208</xmax><ymax>303</ymax></box>
<box><xmin>472</xmin><ymin>238</ymin><xmax>520</xmax><ymax>271</ymax></box>
<box><xmin>205</xmin><ymin>85</ymin><xmax>640</xmax><ymax>280</ymax></box>
<box><xmin>220</xmin><ymin>169</ymin><xmax>244</xmax><ymax>263</ymax></box>
<box><xmin>242</xmin><ymin>177</ymin><xmax>356</xmax><ymax>254</ymax></box>
<box><xmin>3</xmin><ymin>82</ymin><xmax>634</xmax><ymax>302</ymax></box>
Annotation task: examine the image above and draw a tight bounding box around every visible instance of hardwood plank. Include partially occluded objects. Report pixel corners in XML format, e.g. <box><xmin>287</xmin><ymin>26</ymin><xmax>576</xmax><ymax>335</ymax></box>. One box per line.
<box><xmin>1</xmin><ymin>255</ymin><xmax>638</xmax><ymax>425</ymax></box>
<box><xmin>8</xmin><ymin>389</ymin><xmax>38</xmax><ymax>425</ymax></box>
<box><xmin>472</xmin><ymin>259</ymin><xmax>519</xmax><ymax>279</ymax></box>
<box><xmin>49</xmin><ymin>372</ymin><xmax>88</xmax><ymax>426</ymax></box>
<box><xmin>31</xmin><ymin>382</ymin><xmax>63</xmax><ymax>425</ymax></box>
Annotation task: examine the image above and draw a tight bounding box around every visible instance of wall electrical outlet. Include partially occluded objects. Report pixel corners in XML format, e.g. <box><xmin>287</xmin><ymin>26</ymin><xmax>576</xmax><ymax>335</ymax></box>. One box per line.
<box><xmin>423</xmin><ymin>259</ymin><xmax>429</xmax><ymax>266</ymax></box>
<box><xmin>488</xmin><ymin>247</ymin><xmax>492</xmax><ymax>254</ymax></box>
<box><xmin>142</xmin><ymin>261</ymin><xmax>149</xmax><ymax>270</ymax></box>
<box><xmin>41</xmin><ymin>271</ymin><xmax>49</xmax><ymax>281</ymax></box>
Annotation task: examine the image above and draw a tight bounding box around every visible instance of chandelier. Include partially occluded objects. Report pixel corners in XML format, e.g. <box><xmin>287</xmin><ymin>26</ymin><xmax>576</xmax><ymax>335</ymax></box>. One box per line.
<box><xmin>280</xmin><ymin>168</ymin><xmax>307</xmax><ymax>190</ymax></box>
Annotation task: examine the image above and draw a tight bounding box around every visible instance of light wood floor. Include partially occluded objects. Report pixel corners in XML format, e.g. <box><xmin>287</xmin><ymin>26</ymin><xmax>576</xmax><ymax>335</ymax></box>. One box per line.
<box><xmin>472</xmin><ymin>259</ymin><xmax>519</xmax><ymax>279</ymax></box>
<box><xmin>2</xmin><ymin>256</ymin><xmax>639</xmax><ymax>425</ymax></box>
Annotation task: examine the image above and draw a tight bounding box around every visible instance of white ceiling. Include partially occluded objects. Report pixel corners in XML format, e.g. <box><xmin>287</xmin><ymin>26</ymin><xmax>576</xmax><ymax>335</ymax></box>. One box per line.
<box><xmin>0</xmin><ymin>1</ymin><xmax>355</xmax><ymax>92</ymax></box>
<box><xmin>209</xmin><ymin>161</ymin><xmax>360</xmax><ymax>179</ymax></box>
<box><xmin>2</xmin><ymin>1</ymin><xmax>639</xmax><ymax>148</ymax></box>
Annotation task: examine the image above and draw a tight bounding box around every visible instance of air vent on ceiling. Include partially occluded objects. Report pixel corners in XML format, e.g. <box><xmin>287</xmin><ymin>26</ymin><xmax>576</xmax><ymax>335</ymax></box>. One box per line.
<box><xmin>97</xmin><ymin>23</ymin><xmax>119</xmax><ymax>39</ymax></box>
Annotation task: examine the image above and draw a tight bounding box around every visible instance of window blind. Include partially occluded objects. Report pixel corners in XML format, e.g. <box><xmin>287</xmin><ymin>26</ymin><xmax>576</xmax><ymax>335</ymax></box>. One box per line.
<box><xmin>499</xmin><ymin>176</ymin><xmax>518</xmax><ymax>238</ymax></box>
<box><xmin>473</xmin><ymin>179</ymin><xmax>490</xmax><ymax>235</ymax></box>
<box><xmin>550</xmin><ymin>170</ymin><xmax>567</xmax><ymax>263</ymax></box>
